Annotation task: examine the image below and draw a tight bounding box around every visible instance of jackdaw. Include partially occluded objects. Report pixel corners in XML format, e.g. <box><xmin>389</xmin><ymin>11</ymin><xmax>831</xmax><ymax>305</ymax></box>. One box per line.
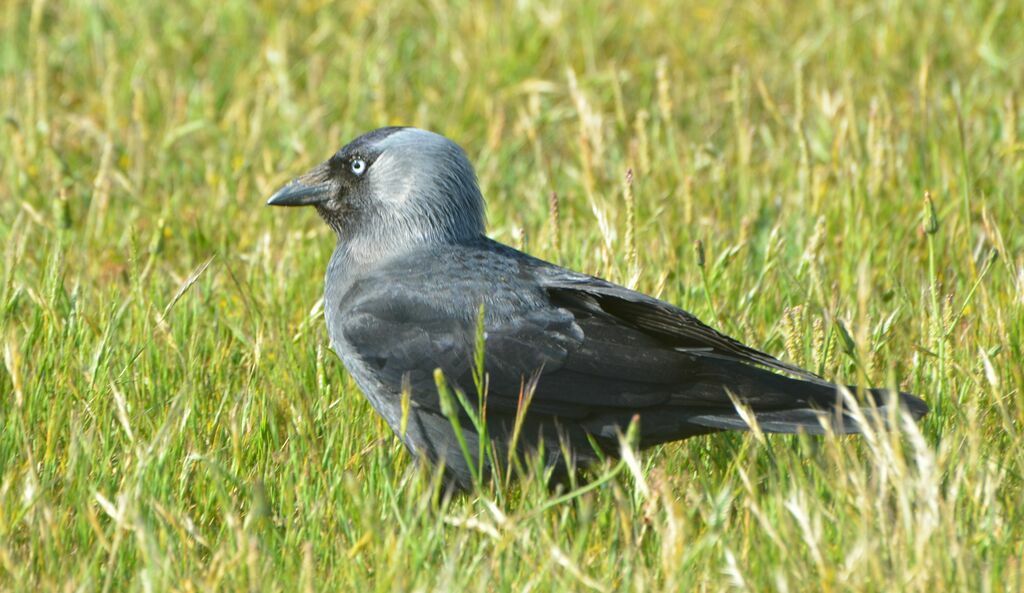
<box><xmin>267</xmin><ymin>127</ymin><xmax>928</xmax><ymax>489</ymax></box>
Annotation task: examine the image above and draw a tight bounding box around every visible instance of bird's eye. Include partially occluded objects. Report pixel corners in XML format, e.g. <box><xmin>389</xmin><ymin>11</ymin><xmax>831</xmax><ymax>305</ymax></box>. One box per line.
<box><xmin>350</xmin><ymin>158</ymin><xmax>367</xmax><ymax>176</ymax></box>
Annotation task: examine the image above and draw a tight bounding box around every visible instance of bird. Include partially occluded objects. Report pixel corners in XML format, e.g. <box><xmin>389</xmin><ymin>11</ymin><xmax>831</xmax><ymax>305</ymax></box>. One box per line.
<box><xmin>267</xmin><ymin>127</ymin><xmax>928</xmax><ymax>489</ymax></box>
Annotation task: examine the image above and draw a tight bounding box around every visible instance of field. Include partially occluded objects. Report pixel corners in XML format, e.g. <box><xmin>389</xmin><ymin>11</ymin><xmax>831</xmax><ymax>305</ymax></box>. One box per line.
<box><xmin>2</xmin><ymin>0</ymin><xmax>1023</xmax><ymax>590</ymax></box>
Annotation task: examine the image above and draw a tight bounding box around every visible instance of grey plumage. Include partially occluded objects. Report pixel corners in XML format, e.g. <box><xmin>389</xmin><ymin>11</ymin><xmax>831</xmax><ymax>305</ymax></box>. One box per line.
<box><xmin>268</xmin><ymin>127</ymin><xmax>928</xmax><ymax>488</ymax></box>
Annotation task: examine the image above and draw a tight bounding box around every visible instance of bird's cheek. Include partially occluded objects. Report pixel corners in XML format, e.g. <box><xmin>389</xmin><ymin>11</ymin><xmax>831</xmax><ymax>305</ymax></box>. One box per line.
<box><xmin>325</xmin><ymin>190</ymin><xmax>354</xmax><ymax>214</ymax></box>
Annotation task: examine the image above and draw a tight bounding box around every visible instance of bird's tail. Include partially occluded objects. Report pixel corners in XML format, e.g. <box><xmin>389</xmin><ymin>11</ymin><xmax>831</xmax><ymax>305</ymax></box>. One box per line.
<box><xmin>686</xmin><ymin>389</ymin><xmax>928</xmax><ymax>435</ymax></box>
<box><xmin>682</xmin><ymin>363</ymin><xmax>929</xmax><ymax>435</ymax></box>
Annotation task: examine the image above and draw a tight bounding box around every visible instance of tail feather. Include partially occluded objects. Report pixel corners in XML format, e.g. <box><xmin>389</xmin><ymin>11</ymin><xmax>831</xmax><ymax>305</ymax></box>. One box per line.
<box><xmin>688</xmin><ymin>387</ymin><xmax>929</xmax><ymax>435</ymax></box>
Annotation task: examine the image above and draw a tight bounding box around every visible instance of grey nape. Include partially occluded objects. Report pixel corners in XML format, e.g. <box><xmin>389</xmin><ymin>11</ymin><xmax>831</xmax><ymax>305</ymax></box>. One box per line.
<box><xmin>267</xmin><ymin>127</ymin><xmax>928</xmax><ymax>490</ymax></box>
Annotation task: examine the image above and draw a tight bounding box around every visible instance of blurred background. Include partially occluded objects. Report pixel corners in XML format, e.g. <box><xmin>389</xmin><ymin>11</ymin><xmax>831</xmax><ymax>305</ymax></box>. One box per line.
<box><xmin>1</xmin><ymin>1</ymin><xmax>1022</xmax><ymax>590</ymax></box>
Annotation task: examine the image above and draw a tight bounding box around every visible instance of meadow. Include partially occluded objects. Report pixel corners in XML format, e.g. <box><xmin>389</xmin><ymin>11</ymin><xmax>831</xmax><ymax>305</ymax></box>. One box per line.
<box><xmin>1</xmin><ymin>0</ymin><xmax>1022</xmax><ymax>590</ymax></box>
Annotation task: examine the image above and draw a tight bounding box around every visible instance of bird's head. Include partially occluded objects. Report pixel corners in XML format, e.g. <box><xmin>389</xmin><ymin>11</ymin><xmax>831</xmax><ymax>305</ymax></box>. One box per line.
<box><xmin>267</xmin><ymin>127</ymin><xmax>486</xmax><ymax>258</ymax></box>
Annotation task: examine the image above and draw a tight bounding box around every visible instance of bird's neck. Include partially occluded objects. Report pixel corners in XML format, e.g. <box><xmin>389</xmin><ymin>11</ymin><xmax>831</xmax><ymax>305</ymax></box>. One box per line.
<box><xmin>325</xmin><ymin>230</ymin><xmax>484</xmax><ymax>298</ymax></box>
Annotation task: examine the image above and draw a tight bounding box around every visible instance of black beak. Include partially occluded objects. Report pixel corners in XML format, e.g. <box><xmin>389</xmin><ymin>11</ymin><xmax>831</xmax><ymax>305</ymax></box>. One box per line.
<box><xmin>266</xmin><ymin>163</ymin><xmax>332</xmax><ymax>207</ymax></box>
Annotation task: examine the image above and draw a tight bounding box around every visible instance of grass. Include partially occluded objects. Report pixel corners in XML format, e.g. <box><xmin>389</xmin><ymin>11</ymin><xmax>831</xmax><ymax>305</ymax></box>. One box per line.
<box><xmin>1</xmin><ymin>0</ymin><xmax>1023</xmax><ymax>590</ymax></box>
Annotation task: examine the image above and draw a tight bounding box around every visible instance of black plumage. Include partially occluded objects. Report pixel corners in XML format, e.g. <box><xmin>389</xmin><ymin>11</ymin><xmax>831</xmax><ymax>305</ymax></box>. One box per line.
<box><xmin>268</xmin><ymin>127</ymin><xmax>928</xmax><ymax>488</ymax></box>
